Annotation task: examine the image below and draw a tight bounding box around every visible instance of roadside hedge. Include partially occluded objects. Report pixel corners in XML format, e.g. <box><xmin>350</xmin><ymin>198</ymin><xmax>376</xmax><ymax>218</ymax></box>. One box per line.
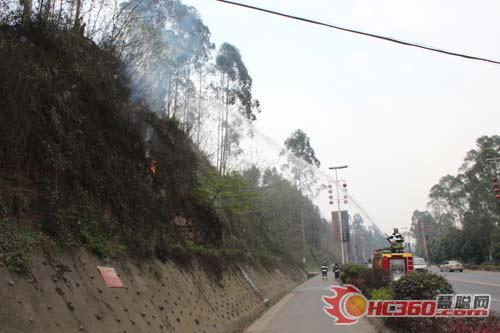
<box><xmin>340</xmin><ymin>264</ymin><xmax>391</xmax><ymax>297</ymax></box>
<box><xmin>464</xmin><ymin>263</ymin><xmax>500</xmax><ymax>272</ymax></box>
<box><xmin>386</xmin><ymin>272</ymin><xmax>455</xmax><ymax>332</ymax></box>
<box><xmin>392</xmin><ymin>272</ymin><xmax>453</xmax><ymax>300</ymax></box>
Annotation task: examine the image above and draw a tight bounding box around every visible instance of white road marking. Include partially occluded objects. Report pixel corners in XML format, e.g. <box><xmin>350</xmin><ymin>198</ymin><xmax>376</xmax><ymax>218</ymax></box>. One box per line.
<box><xmin>445</xmin><ymin>276</ymin><xmax>500</xmax><ymax>288</ymax></box>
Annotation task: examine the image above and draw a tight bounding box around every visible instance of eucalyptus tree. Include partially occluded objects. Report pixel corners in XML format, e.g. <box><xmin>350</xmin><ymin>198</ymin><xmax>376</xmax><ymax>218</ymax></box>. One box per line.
<box><xmin>459</xmin><ymin>135</ymin><xmax>500</xmax><ymax>261</ymax></box>
<box><xmin>428</xmin><ymin>175</ymin><xmax>467</xmax><ymax>227</ymax></box>
<box><xmin>214</xmin><ymin>42</ymin><xmax>260</xmax><ymax>174</ymax></box>
<box><xmin>115</xmin><ymin>0</ymin><xmax>213</xmax><ymax>118</ymax></box>
<box><xmin>280</xmin><ymin>129</ymin><xmax>321</xmax><ymax>198</ymax></box>
<box><xmin>279</xmin><ymin>129</ymin><xmax>322</xmax><ymax>265</ymax></box>
<box><xmin>423</xmin><ymin>135</ymin><xmax>500</xmax><ymax>264</ymax></box>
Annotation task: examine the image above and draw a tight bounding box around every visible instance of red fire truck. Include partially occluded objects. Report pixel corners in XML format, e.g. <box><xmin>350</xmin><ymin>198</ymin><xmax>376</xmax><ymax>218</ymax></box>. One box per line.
<box><xmin>372</xmin><ymin>249</ymin><xmax>414</xmax><ymax>281</ymax></box>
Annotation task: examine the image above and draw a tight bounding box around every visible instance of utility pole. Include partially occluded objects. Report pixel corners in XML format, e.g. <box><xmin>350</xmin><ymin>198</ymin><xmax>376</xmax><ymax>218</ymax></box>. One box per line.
<box><xmin>352</xmin><ymin>225</ymin><xmax>358</xmax><ymax>263</ymax></box>
<box><xmin>297</xmin><ymin>170</ymin><xmax>307</xmax><ymax>266</ymax></box>
<box><xmin>329</xmin><ymin>165</ymin><xmax>348</xmax><ymax>265</ymax></box>
<box><xmin>420</xmin><ymin>218</ymin><xmax>429</xmax><ymax>263</ymax></box>
<box><xmin>488</xmin><ymin>158</ymin><xmax>500</xmax><ymax>209</ymax></box>
<box><xmin>301</xmin><ymin>210</ymin><xmax>306</xmax><ymax>265</ymax></box>
<box><xmin>486</xmin><ymin>157</ymin><xmax>500</xmax><ymax>261</ymax></box>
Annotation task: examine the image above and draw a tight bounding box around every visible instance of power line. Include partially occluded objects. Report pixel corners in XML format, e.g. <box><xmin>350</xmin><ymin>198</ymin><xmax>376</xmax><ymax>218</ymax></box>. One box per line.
<box><xmin>216</xmin><ymin>0</ymin><xmax>500</xmax><ymax>66</ymax></box>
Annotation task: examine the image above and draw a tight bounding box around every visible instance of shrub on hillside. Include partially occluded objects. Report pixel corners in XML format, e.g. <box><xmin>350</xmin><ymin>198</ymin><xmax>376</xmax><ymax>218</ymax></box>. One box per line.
<box><xmin>0</xmin><ymin>219</ymin><xmax>37</xmax><ymax>274</ymax></box>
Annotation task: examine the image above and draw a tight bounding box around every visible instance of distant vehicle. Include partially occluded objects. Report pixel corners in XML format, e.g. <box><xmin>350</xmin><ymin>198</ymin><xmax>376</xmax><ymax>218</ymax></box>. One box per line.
<box><xmin>439</xmin><ymin>260</ymin><xmax>464</xmax><ymax>272</ymax></box>
<box><xmin>413</xmin><ymin>257</ymin><xmax>428</xmax><ymax>272</ymax></box>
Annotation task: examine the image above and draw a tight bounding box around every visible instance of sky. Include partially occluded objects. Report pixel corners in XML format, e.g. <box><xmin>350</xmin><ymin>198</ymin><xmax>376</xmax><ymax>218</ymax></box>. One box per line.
<box><xmin>184</xmin><ymin>0</ymin><xmax>500</xmax><ymax>233</ymax></box>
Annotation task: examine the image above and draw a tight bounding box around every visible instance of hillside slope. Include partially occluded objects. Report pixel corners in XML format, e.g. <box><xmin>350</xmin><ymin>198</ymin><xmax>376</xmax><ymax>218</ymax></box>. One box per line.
<box><xmin>0</xmin><ymin>24</ymin><xmax>308</xmax><ymax>332</ymax></box>
<box><xmin>0</xmin><ymin>25</ymin><xmax>221</xmax><ymax>261</ymax></box>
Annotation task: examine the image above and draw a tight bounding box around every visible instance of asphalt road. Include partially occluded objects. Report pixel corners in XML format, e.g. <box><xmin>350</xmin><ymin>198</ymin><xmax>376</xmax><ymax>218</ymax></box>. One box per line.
<box><xmin>245</xmin><ymin>273</ymin><xmax>377</xmax><ymax>333</ymax></box>
<box><xmin>245</xmin><ymin>268</ymin><xmax>500</xmax><ymax>332</ymax></box>
<box><xmin>431</xmin><ymin>266</ymin><xmax>500</xmax><ymax>312</ymax></box>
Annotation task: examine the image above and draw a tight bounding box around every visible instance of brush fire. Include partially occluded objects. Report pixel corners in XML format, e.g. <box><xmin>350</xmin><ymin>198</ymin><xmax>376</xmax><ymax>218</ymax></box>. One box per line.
<box><xmin>148</xmin><ymin>159</ymin><xmax>157</xmax><ymax>175</ymax></box>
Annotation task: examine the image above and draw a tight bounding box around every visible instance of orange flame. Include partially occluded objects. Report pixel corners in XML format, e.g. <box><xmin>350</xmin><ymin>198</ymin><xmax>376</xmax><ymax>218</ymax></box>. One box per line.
<box><xmin>149</xmin><ymin>160</ymin><xmax>157</xmax><ymax>175</ymax></box>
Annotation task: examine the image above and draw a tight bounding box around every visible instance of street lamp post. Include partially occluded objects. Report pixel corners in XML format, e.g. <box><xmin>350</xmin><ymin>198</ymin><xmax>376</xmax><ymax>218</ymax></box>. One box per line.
<box><xmin>329</xmin><ymin>165</ymin><xmax>348</xmax><ymax>265</ymax></box>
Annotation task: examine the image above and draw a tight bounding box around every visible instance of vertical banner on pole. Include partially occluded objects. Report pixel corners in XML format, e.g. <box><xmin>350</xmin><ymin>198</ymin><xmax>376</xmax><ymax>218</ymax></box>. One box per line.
<box><xmin>341</xmin><ymin>210</ymin><xmax>350</xmax><ymax>242</ymax></box>
<box><xmin>332</xmin><ymin>211</ymin><xmax>340</xmax><ymax>240</ymax></box>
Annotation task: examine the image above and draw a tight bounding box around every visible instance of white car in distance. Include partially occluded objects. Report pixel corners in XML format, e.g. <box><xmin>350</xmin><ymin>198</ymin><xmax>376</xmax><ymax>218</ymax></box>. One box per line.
<box><xmin>413</xmin><ymin>257</ymin><xmax>428</xmax><ymax>272</ymax></box>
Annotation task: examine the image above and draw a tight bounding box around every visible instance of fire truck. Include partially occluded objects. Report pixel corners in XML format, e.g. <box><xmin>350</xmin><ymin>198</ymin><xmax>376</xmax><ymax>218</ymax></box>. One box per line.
<box><xmin>372</xmin><ymin>248</ymin><xmax>414</xmax><ymax>281</ymax></box>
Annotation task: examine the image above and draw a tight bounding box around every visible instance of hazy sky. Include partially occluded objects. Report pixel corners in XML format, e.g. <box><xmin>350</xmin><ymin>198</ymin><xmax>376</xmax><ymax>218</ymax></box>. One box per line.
<box><xmin>184</xmin><ymin>0</ymin><xmax>500</xmax><ymax>233</ymax></box>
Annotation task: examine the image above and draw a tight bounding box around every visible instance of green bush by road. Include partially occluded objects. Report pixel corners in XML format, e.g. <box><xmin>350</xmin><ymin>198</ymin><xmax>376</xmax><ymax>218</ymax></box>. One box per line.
<box><xmin>464</xmin><ymin>263</ymin><xmax>500</xmax><ymax>272</ymax></box>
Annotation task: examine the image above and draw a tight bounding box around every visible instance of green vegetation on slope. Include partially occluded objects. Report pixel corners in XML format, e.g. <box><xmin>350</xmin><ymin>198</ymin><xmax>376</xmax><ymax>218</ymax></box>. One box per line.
<box><xmin>0</xmin><ymin>25</ymin><xmax>219</xmax><ymax>265</ymax></box>
<box><xmin>0</xmin><ymin>0</ymin><xmax>338</xmax><ymax>273</ymax></box>
<box><xmin>0</xmin><ymin>218</ymin><xmax>37</xmax><ymax>273</ymax></box>
<box><xmin>0</xmin><ymin>24</ymin><xmax>336</xmax><ymax>273</ymax></box>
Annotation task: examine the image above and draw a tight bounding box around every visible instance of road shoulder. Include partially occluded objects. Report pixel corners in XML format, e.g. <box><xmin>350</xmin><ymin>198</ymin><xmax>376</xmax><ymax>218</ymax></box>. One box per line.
<box><xmin>245</xmin><ymin>275</ymin><xmax>379</xmax><ymax>333</ymax></box>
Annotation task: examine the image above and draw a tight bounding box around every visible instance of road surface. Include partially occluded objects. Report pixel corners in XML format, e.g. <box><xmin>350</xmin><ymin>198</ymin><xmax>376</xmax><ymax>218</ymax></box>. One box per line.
<box><xmin>245</xmin><ymin>268</ymin><xmax>500</xmax><ymax>332</ymax></box>
<box><xmin>245</xmin><ymin>273</ymin><xmax>378</xmax><ymax>333</ymax></box>
<box><xmin>432</xmin><ymin>267</ymin><xmax>500</xmax><ymax>312</ymax></box>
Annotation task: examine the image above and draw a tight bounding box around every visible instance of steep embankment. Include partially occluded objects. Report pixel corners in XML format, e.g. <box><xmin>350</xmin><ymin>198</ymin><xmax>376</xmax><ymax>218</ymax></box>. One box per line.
<box><xmin>0</xmin><ymin>25</ymin><xmax>307</xmax><ymax>332</ymax></box>
<box><xmin>0</xmin><ymin>24</ymin><xmax>221</xmax><ymax>260</ymax></box>
<box><xmin>0</xmin><ymin>249</ymin><xmax>305</xmax><ymax>332</ymax></box>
